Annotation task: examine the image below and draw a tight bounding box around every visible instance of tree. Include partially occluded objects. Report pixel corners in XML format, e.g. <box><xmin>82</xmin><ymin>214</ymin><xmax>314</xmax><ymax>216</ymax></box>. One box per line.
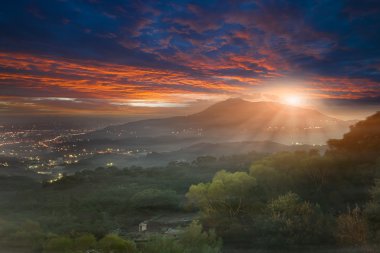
<box><xmin>74</xmin><ymin>233</ymin><xmax>97</xmax><ymax>252</ymax></box>
<box><xmin>336</xmin><ymin>207</ymin><xmax>368</xmax><ymax>246</ymax></box>
<box><xmin>180</xmin><ymin>221</ymin><xmax>222</xmax><ymax>253</ymax></box>
<box><xmin>262</xmin><ymin>192</ymin><xmax>328</xmax><ymax>246</ymax></box>
<box><xmin>43</xmin><ymin>236</ymin><xmax>74</xmax><ymax>253</ymax></box>
<box><xmin>186</xmin><ymin>171</ymin><xmax>259</xmax><ymax>242</ymax></box>
<box><xmin>98</xmin><ymin>234</ymin><xmax>137</xmax><ymax>253</ymax></box>
<box><xmin>186</xmin><ymin>170</ymin><xmax>257</xmax><ymax>218</ymax></box>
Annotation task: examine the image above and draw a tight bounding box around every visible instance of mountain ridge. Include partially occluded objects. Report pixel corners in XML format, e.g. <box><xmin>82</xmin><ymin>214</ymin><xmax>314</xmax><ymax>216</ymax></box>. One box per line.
<box><xmin>90</xmin><ymin>99</ymin><xmax>351</xmax><ymax>145</ymax></box>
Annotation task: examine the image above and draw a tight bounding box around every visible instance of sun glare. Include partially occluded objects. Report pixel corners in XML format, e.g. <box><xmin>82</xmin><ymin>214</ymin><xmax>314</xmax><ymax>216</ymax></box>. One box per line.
<box><xmin>284</xmin><ymin>95</ymin><xmax>302</xmax><ymax>106</ymax></box>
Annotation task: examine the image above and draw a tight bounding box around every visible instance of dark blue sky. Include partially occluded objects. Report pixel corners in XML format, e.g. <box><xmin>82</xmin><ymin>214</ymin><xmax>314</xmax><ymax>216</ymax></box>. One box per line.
<box><xmin>0</xmin><ymin>0</ymin><xmax>379</xmax><ymax>118</ymax></box>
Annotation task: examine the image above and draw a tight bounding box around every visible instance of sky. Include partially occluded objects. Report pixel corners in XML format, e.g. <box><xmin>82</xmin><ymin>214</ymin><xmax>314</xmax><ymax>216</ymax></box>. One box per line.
<box><xmin>0</xmin><ymin>0</ymin><xmax>380</xmax><ymax>120</ymax></box>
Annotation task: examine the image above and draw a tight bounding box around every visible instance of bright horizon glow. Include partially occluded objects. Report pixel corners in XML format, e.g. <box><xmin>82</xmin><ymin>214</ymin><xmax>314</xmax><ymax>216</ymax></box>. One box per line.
<box><xmin>284</xmin><ymin>95</ymin><xmax>303</xmax><ymax>106</ymax></box>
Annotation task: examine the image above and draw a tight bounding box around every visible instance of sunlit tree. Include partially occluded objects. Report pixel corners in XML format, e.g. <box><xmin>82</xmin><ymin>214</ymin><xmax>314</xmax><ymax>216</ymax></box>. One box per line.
<box><xmin>186</xmin><ymin>170</ymin><xmax>257</xmax><ymax>218</ymax></box>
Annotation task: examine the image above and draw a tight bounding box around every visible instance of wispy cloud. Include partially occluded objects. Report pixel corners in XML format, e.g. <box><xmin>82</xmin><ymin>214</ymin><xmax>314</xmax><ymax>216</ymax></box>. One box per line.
<box><xmin>0</xmin><ymin>0</ymin><xmax>379</xmax><ymax>115</ymax></box>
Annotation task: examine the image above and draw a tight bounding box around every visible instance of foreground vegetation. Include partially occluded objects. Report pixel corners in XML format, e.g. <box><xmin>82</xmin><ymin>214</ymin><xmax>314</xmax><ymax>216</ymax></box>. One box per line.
<box><xmin>0</xmin><ymin>220</ymin><xmax>220</xmax><ymax>253</ymax></box>
<box><xmin>0</xmin><ymin>152</ymin><xmax>262</xmax><ymax>252</ymax></box>
<box><xmin>1</xmin><ymin>112</ymin><xmax>380</xmax><ymax>252</ymax></box>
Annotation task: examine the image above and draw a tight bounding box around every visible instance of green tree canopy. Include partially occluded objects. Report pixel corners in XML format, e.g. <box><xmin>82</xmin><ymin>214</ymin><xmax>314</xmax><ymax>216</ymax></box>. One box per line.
<box><xmin>262</xmin><ymin>192</ymin><xmax>328</xmax><ymax>246</ymax></box>
<box><xmin>43</xmin><ymin>236</ymin><xmax>74</xmax><ymax>253</ymax></box>
<box><xmin>186</xmin><ymin>170</ymin><xmax>258</xmax><ymax>218</ymax></box>
<box><xmin>74</xmin><ymin>233</ymin><xmax>97</xmax><ymax>252</ymax></box>
<box><xmin>180</xmin><ymin>221</ymin><xmax>222</xmax><ymax>253</ymax></box>
<box><xmin>98</xmin><ymin>234</ymin><xmax>137</xmax><ymax>253</ymax></box>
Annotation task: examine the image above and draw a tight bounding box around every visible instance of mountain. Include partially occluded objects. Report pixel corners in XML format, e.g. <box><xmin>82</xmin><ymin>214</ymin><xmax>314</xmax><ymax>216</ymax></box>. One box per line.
<box><xmin>88</xmin><ymin>98</ymin><xmax>351</xmax><ymax>145</ymax></box>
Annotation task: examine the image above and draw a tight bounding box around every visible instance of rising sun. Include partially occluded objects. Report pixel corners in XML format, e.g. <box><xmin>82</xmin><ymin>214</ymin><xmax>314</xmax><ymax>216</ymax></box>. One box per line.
<box><xmin>284</xmin><ymin>95</ymin><xmax>302</xmax><ymax>106</ymax></box>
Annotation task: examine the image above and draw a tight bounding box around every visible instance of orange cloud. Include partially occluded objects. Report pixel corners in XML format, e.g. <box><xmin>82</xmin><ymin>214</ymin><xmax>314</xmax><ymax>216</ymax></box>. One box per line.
<box><xmin>0</xmin><ymin>51</ymin><xmax>378</xmax><ymax>115</ymax></box>
<box><xmin>0</xmin><ymin>52</ymin><xmax>244</xmax><ymax>101</ymax></box>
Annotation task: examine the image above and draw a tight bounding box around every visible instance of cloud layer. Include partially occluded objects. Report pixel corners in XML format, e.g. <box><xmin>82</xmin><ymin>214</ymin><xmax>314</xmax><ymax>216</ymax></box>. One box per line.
<box><xmin>1</xmin><ymin>0</ymin><xmax>379</xmax><ymax>115</ymax></box>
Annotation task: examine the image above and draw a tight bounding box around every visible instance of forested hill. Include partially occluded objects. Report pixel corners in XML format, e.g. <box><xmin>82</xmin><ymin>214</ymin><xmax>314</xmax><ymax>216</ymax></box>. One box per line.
<box><xmin>328</xmin><ymin>111</ymin><xmax>380</xmax><ymax>159</ymax></box>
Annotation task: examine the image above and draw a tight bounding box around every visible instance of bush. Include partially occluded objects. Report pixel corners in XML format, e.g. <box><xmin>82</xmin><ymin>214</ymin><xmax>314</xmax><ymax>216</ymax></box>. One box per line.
<box><xmin>336</xmin><ymin>207</ymin><xmax>368</xmax><ymax>246</ymax></box>
<box><xmin>180</xmin><ymin>221</ymin><xmax>222</xmax><ymax>253</ymax></box>
<box><xmin>365</xmin><ymin>180</ymin><xmax>380</xmax><ymax>242</ymax></box>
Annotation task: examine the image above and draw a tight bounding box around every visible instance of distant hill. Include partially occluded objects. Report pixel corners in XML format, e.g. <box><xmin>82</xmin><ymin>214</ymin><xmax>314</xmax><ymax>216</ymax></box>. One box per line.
<box><xmin>63</xmin><ymin>140</ymin><xmax>326</xmax><ymax>170</ymax></box>
<box><xmin>88</xmin><ymin>98</ymin><xmax>352</xmax><ymax>145</ymax></box>
<box><xmin>145</xmin><ymin>141</ymin><xmax>327</xmax><ymax>165</ymax></box>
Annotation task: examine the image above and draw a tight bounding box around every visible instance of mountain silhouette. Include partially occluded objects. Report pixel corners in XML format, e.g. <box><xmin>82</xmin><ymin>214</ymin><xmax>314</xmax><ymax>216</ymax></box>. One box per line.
<box><xmin>91</xmin><ymin>98</ymin><xmax>351</xmax><ymax>145</ymax></box>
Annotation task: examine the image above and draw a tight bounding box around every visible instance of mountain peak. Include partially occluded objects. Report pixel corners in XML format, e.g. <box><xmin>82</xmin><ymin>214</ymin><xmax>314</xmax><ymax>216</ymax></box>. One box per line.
<box><xmin>206</xmin><ymin>98</ymin><xmax>250</xmax><ymax>109</ymax></box>
<box><xmin>96</xmin><ymin>97</ymin><xmax>349</xmax><ymax>145</ymax></box>
<box><xmin>194</xmin><ymin>98</ymin><xmax>281</xmax><ymax>118</ymax></box>
<box><xmin>189</xmin><ymin>98</ymin><xmax>342</xmax><ymax>126</ymax></box>
<box><xmin>192</xmin><ymin>98</ymin><xmax>250</xmax><ymax>117</ymax></box>
<box><xmin>210</xmin><ymin>98</ymin><xmax>285</xmax><ymax>108</ymax></box>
